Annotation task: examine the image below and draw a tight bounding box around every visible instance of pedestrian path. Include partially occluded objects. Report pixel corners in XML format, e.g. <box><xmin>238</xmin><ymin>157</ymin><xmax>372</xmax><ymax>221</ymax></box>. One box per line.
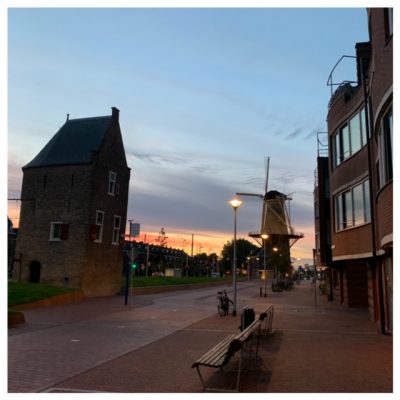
<box><xmin>8</xmin><ymin>280</ymin><xmax>393</xmax><ymax>394</ymax></box>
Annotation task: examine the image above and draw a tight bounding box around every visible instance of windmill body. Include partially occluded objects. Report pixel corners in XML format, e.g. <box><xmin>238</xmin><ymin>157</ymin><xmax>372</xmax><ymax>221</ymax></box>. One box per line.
<box><xmin>236</xmin><ymin>158</ymin><xmax>304</xmax><ymax>278</ymax></box>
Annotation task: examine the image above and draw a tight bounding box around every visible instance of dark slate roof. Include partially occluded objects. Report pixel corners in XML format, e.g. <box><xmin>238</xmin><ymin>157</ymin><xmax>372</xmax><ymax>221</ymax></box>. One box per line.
<box><xmin>23</xmin><ymin>115</ymin><xmax>112</xmax><ymax>169</ymax></box>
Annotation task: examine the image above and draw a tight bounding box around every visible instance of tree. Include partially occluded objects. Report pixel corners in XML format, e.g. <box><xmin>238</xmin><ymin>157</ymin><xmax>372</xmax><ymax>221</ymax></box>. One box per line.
<box><xmin>219</xmin><ymin>238</ymin><xmax>258</xmax><ymax>275</ymax></box>
<box><xmin>269</xmin><ymin>251</ymin><xmax>292</xmax><ymax>278</ymax></box>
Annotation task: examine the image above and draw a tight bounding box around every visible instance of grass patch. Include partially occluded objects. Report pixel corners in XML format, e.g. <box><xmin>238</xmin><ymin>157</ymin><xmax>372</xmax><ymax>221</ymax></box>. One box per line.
<box><xmin>129</xmin><ymin>276</ymin><xmax>231</xmax><ymax>288</ymax></box>
<box><xmin>8</xmin><ymin>281</ymin><xmax>79</xmax><ymax>308</ymax></box>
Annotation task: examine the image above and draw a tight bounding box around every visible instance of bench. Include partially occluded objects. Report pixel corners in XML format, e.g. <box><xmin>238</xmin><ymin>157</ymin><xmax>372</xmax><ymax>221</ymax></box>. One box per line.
<box><xmin>259</xmin><ymin>305</ymin><xmax>274</xmax><ymax>336</ymax></box>
<box><xmin>191</xmin><ymin>317</ymin><xmax>262</xmax><ymax>392</ymax></box>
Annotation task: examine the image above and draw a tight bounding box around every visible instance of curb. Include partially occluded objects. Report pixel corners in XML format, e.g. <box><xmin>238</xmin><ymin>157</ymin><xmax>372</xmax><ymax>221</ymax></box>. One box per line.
<box><xmin>130</xmin><ymin>280</ymin><xmax>232</xmax><ymax>296</ymax></box>
<box><xmin>8</xmin><ymin>311</ymin><xmax>26</xmax><ymax>328</ymax></box>
<box><xmin>11</xmin><ymin>290</ymin><xmax>85</xmax><ymax>312</ymax></box>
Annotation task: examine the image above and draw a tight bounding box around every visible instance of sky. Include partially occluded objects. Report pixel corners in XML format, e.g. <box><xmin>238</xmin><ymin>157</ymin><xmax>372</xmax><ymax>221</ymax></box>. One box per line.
<box><xmin>5</xmin><ymin>2</ymin><xmax>371</xmax><ymax>264</ymax></box>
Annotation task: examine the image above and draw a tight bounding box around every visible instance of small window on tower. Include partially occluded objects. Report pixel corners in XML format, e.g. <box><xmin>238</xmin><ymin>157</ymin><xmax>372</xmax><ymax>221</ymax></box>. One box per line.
<box><xmin>108</xmin><ymin>171</ymin><xmax>117</xmax><ymax>195</ymax></box>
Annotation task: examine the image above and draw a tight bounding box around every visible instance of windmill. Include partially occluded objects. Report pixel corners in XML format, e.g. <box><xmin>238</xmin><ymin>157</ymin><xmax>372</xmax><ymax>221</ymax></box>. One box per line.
<box><xmin>236</xmin><ymin>157</ymin><xmax>304</xmax><ymax>248</ymax></box>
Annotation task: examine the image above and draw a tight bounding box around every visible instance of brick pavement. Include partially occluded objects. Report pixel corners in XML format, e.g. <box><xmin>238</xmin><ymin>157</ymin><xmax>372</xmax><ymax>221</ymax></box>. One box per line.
<box><xmin>8</xmin><ymin>280</ymin><xmax>393</xmax><ymax>394</ymax></box>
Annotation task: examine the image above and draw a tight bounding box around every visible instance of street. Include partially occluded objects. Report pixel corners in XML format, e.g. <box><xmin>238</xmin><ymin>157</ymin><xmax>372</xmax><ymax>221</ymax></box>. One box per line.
<box><xmin>8</xmin><ymin>280</ymin><xmax>392</xmax><ymax>393</ymax></box>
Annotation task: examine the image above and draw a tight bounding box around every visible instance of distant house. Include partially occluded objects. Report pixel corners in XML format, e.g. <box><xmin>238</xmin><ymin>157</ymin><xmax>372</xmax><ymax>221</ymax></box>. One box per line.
<box><xmin>13</xmin><ymin>107</ymin><xmax>131</xmax><ymax>296</ymax></box>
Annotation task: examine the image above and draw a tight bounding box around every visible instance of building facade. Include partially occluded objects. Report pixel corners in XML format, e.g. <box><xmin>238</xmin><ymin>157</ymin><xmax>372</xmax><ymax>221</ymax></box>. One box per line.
<box><xmin>13</xmin><ymin>107</ymin><xmax>131</xmax><ymax>296</ymax></box>
<box><xmin>318</xmin><ymin>8</ymin><xmax>392</xmax><ymax>333</ymax></box>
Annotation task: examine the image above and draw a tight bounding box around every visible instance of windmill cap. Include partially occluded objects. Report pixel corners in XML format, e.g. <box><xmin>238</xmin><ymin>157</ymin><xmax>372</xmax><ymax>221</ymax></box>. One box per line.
<box><xmin>265</xmin><ymin>190</ymin><xmax>287</xmax><ymax>200</ymax></box>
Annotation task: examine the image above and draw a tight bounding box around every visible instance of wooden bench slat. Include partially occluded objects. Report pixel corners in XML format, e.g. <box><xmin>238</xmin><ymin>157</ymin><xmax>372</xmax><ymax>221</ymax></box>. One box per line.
<box><xmin>192</xmin><ymin>306</ymin><xmax>274</xmax><ymax>392</ymax></box>
<box><xmin>193</xmin><ymin>334</ymin><xmax>235</xmax><ymax>367</ymax></box>
<box><xmin>193</xmin><ymin>319</ymin><xmax>261</xmax><ymax>369</ymax></box>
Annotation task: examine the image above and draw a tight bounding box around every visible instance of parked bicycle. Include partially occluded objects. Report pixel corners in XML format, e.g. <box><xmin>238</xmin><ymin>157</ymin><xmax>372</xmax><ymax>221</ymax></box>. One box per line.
<box><xmin>217</xmin><ymin>290</ymin><xmax>233</xmax><ymax>316</ymax></box>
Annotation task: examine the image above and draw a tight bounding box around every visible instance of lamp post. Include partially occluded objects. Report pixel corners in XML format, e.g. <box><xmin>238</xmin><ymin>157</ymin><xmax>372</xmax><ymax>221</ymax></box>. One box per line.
<box><xmin>228</xmin><ymin>197</ymin><xmax>242</xmax><ymax>316</ymax></box>
<box><xmin>261</xmin><ymin>234</ymin><xmax>269</xmax><ymax>297</ymax></box>
<box><xmin>273</xmin><ymin>247</ymin><xmax>279</xmax><ymax>286</ymax></box>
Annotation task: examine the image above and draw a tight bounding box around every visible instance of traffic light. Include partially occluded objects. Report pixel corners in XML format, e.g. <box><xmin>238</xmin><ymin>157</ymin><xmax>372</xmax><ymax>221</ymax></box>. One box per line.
<box><xmin>131</xmin><ymin>262</ymin><xmax>137</xmax><ymax>270</ymax></box>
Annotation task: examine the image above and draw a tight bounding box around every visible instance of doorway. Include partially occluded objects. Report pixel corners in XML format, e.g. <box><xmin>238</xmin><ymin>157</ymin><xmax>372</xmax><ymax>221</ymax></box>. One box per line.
<box><xmin>29</xmin><ymin>261</ymin><xmax>41</xmax><ymax>283</ymax></box>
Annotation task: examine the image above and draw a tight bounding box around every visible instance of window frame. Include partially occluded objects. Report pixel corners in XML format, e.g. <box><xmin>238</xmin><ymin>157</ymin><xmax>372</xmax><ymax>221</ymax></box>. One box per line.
<box><xmin>378</xmin><ymin>106</ymin><xmax>393</xmax><ymax>187</ymax></box>
<box><xmin>332</xmin><ymin>107</ymin><xmax>367</xmax><ymax>169</ymax></box>
<box><xmin>112</xmin><ymin>215</ymin><xmax>121</xmax><ymax>245</ymax></box>
<box><xmin>108</xmin><ymin>171</ymin><xmax>117</xmax><ymax>196</ymax></box>
<box><xmin>334</xmin><ymin>179</ymin><xmax>371</xmax><ymax>232</ymax></box>
<box><xmin>49</xmin><ymin>221</ymin><xmax>63</xmax><ymax>241</ymax></box>
<box><xmin>94</xmin><ymin>210</ymin><xmax>105</xmax><ymax>243</ymax></box>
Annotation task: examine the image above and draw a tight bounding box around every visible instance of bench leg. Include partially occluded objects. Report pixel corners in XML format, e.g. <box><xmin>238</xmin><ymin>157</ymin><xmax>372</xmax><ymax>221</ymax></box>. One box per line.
<box><xmin>235</xmin><ymin>351</ymin><xmax>243</xmax><ymax>392</ymax></box>
<box><xmin>195</xmin><ymin>365</ymin><xmax>207</xmax><ymax>391</ymax></box>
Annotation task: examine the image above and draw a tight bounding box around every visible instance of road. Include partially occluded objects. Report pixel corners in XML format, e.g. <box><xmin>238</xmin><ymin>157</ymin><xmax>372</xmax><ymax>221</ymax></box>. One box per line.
<box><xmin>8</xmin><ymin>280</ymin><xmax>258</xmax><ymax>393</ymax></box>
<box><xmin>8</xmin><ymin>279</ymin><xmax>392</xmax><ymax>394</ymax></box>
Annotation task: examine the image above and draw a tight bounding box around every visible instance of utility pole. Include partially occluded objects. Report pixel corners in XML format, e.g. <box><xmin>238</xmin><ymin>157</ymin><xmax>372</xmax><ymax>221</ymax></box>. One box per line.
<box><xmin>191</xmin><ymin>234</ymin><xmax>194</xmax><ymax>277</ymax></box>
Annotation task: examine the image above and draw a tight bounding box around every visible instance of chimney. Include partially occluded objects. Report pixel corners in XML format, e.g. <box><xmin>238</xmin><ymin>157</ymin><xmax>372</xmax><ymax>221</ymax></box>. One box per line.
<box><xmin>111</xmin><ymin>107</ymin><xmax>120</xmax><ymax>121</ymax></box>
<box><xmin>66</xmin><ymin>113</ymin><xmax>70</xmax><ymax>121</ymax></box>
<box><xmin>355</xmin><ymin>42</ymin><xmax>371</xmax><ymax>85</ymax></box>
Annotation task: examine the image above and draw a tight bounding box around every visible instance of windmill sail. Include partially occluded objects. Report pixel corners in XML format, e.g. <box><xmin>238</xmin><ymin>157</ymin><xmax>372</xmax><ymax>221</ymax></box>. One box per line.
<box><xmin>236</xmin><ymin>158</ymin><xmax>303</xmax><ymax>248</ymax></box>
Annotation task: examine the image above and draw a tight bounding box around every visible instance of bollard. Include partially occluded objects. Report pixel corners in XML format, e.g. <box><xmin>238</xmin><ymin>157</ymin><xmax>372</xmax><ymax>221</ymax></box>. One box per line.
<box><xmin>260</xmin><ymin>287</ymin><xmax>263</xmax><ymax>297</ymax></box>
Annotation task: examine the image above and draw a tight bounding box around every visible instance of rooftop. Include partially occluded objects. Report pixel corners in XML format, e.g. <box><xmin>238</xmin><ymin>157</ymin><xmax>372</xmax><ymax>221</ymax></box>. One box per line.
<box><xmin>23</xmin><ymin>114</ymin><xmax>113</xmax><ymax>169</ymax></box>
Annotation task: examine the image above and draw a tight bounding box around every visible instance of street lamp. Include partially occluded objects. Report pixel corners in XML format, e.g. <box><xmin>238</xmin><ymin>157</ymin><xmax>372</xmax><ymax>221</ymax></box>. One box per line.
<box><xmin>261</xmin><ymin>233</ymin><xmax>269</xmax><ymax>297</ymax></box>
<box><xmin>273</xmin><ymin>247</ymin><xmax>279</xmax><ymax>286</ymax></box>
<box><xmin>228</xmin><ymin>197</ymin><xmax>242</xmax><ymax>316</ymax></box>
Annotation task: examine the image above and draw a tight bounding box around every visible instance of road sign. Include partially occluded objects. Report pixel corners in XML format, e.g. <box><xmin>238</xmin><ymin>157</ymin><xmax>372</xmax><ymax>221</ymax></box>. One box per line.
<box><xmin>130</xmin><ymin>222</ymin><xmax>140</xmax><ymax>237</ymax></box>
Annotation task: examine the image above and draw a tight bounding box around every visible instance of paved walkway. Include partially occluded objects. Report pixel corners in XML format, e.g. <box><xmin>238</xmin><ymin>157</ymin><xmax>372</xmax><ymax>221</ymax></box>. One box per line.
<box><xmin>8</xmin><ymin>280</ymin><xmax>393</xmax><ymax>394</ymax></box>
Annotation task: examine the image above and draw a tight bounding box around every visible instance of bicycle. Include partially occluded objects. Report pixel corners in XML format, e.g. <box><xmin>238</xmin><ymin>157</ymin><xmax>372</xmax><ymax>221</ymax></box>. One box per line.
<box><xmin>217</xmin><ymin>290</ymin><xmax>233</xmax><ymax>316</ymax></box>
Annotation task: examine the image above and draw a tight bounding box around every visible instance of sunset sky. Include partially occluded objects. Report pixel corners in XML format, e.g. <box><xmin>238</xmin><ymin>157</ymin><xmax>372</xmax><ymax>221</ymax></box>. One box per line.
<box><xmin>5</xmin><ymin>3</ymin><xmax>370</xmax><ymax>264</ymax></box>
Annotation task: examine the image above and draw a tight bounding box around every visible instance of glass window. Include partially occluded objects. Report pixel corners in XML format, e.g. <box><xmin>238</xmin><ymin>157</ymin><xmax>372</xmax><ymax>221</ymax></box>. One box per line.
<box><xmin>334</xmin><ymin>179</ymin><xmax>370</xmax><ymax>231</ymax></box>
<box><xmin>95</xmin><ymin>211</ymin><xmax>104</xmax><ymax>243</ymax></box>
<box><xmin>332</xmin><ymin>107</ymin><xmax>368</xmax><ymax>168</ymax></box>
<box><xmin>334</xmin><ymin>133</ymin><xmax>341</xmax><ymax>167</ymax></box>
<box><xmin>344</xmin><ymin>190</ymin><xmax>353</xmax><ymax>228</ymax></box>
<box><xmin>335</xmin><ymin>196</ymin><xmax>343</xmax><ymax>231</ymax></box>
<box><xmin>341</xmin><ymin>125</ymin><xmax>350</xmax><ymax>161</ymax></box>
<box><xmin>353</xmin><ymin>183</ymin><xmax>364</xmax><ymax>226</ymax></box>
<box><xmin>360</xmin><ymin>107</ymin><xmax>367</xmax><ymax>146</ymax></box>
<box><xmin>50</xmin><ymin>222</ymin><xmax>62</xmax><ymax>241</ymax></box>
<box><xmin>108</xmin><ymin>171</ymin><xmax>117</xmax><ymax>195</ymax></box>
<box><xmin>379</xmin><ymin>107</ymin><xmax>393</xmax><ymax>185</ymax></box>
<box><xmin>112</xmin><ymin>215</ymin><xmax>121</xmax><ymax>245</ymax></box>
<box><xmin>363</xmin><ymin>180</ymin><xmax>371</xmax><ymax>223</ymax></box>
<box><xmin>350</xmin><ymin>112</ymin><xmax>361</xmax><ymax>154</ymax></box>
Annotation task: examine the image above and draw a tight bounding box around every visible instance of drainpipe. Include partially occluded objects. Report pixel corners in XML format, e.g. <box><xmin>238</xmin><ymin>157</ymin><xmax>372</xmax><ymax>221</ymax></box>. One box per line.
<box><xmin>360</xmin><ymin>58</ymin><xmax>386</xmax><ymax>335</ymax></box>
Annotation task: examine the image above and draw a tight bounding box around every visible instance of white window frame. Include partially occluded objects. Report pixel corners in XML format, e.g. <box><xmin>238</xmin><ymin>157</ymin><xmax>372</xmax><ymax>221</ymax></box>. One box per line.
<box><xmin>332</xmin><ymin>107</ymin><xmax>367</xmax><ymax>168</ymax></box>
<box><xmin>108</xmin><ymin>171</ymin><xmax>117</xmax><ymax>196</ymax></box>
<box><xmin>378</xmin><ymin>107</ymin><xmax>393</xmax><ymax>186</ymax></box>
<box><xmin>49</xmin><ymin>221</ymin><xmax>63</xmax><ymax>241</ymax></box>
<box><xmin>334</xmin><ymin>179</ymin><xmax>371</xmax><ymax>232</ymax></box>
<box><xmin>112</xmin><ymin>215</ymin><xmax>121</xmax><ymax>245</ymax></box>
<box><xmin>94</xmin><ymin>210</ymin><xmax>105</xmax><ymax>243</ymax></box>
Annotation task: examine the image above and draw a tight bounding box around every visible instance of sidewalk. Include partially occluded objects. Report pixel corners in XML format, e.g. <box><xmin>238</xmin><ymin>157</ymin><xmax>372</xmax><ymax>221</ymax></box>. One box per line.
<box><xmin>36</xmin><ymin>280</ymin><xmax>392</xmax><ymax>394</ymax></box>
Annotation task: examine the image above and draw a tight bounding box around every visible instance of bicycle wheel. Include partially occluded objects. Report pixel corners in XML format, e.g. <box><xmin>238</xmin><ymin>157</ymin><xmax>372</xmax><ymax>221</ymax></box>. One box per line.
<box><xmin>218</xmin><ymin>303</ymin><xmax>226</xmax><ymax>316</ymax></box>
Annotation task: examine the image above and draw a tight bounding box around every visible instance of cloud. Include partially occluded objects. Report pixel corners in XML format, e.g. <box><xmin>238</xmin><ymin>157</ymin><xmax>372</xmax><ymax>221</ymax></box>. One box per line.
<box><xmin>285</xmin><ymin>128</ymin><xmax>303</xmax><ymax>140</ymax></box>
<box><xmin>129</xmin><ymin>166</ymin><xmax>262</xmax><ymax>234</ymax></box>
<box><xmin>128</xmin><ymin>149</ymin><xmax>188</xmax><ymax>166</ymax></box>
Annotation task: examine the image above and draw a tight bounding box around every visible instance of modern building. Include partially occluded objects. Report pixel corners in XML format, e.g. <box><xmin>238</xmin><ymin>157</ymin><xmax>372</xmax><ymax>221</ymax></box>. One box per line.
<box><xmin>317</xmin><ymin>8</ymin><xmax>392</xmax><ymax>333</ymax></box>
<box><xmin>13</xmin><ymin>107</ymin><xmax>131</xmax><ymax>296</ymax></box>
<box><xmin>313</xmin><ymin>153</ymin><xmax>332</xmax><ymax>297</ymax></box>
